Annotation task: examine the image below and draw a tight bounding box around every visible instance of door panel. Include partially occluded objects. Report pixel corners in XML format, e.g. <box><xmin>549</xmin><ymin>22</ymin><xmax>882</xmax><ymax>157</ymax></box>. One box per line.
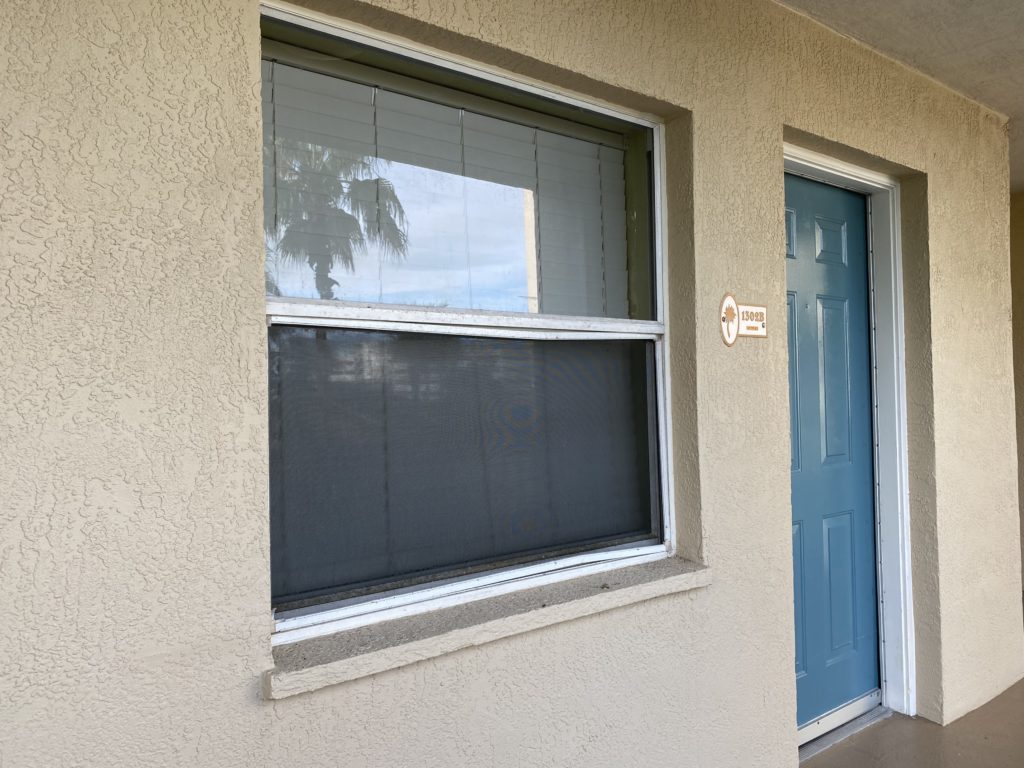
<box><xmin>787</xmin><ymin>292</ymin><xmax>801</xmax><ymax>472</ymax></box>
<box><xmin>786</xmin><ymin>173</ymin><xmax>879</xmax><ymax>728</ymax></box>
<box><xmin>818</xmin><ymin>296</ymin><xmax>851</xmax><ymax>465</ymax></box>
<box><xmin>823</xmin><ymin>510</ymin><xmax>856</xmax><ymax>659</ymax></box>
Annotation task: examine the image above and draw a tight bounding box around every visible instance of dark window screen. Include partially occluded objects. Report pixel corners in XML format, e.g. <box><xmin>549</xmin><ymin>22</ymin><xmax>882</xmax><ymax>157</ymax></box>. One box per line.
<box><xmin>269</xmin><ymin>326</ymin><xmax>661</xmax><ymax>609</ymax></box>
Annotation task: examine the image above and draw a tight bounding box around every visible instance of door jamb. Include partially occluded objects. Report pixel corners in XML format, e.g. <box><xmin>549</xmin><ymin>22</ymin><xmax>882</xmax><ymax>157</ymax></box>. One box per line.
<box><xmin>783</xmin><ymin>144</ymin><xmax>916</xmax><ymax>723</ymax></box>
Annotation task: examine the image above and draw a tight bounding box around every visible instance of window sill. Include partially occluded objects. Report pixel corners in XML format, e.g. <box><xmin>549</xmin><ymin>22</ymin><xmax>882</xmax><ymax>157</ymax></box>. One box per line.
<box><xmin>262</xmin><ymin>557</ymin><xmax>710</xmax><ymax>700</ymax></box>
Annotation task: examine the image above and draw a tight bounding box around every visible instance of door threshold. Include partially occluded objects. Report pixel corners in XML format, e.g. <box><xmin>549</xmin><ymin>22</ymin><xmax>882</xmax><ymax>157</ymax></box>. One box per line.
<box><xmin>797</xmin><ymin>689</ymin><xmax>882</xmax><ymax>746</ymax></box>
<box><xmin>799</xmin><ymin>703</ymin><xmax>891</xmax><ymax>761</ymax></box>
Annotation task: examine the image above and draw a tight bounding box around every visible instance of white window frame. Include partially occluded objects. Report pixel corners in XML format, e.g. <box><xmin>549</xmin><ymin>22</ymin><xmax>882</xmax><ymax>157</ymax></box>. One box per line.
<box><xmin>783</xmin><ymin>144</ymin><xmax>916</xmax><ymax>736</ymax></box>
<box><xmin>263</xmin><ymin>1</ymin><xmax>675</xmax><ymax>647</ymax></box>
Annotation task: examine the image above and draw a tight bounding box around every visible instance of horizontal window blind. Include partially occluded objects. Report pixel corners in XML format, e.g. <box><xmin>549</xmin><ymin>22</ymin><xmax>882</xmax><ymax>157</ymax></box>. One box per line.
<box><xmin>263</xmin><ymin>60</ymin><xmax>632</xmax><ymax>318</ymax></box>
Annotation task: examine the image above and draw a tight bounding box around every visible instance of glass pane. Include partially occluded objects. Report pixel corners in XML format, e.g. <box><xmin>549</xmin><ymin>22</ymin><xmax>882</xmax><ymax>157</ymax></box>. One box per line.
<box><xmin>269</xmin><ymin>326</ymin><xmax>661</xmax><ymax>608</ymax></box>
<box><xmin>266</xmin><ymin>156</ymin><xmax>538</xmax><ymax>312</ymax></box>
<box><xmin>263</xmin><ymin>61</ymin><xmax>650</xmax><ymax>319</ymax></box>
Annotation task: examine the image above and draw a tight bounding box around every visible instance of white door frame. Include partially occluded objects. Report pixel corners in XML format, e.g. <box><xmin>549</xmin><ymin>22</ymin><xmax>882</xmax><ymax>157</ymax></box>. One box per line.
<box><xmin>783</xmin><ymin>144</ymin><xmax>916</xmax><ymax>741</ymax></box>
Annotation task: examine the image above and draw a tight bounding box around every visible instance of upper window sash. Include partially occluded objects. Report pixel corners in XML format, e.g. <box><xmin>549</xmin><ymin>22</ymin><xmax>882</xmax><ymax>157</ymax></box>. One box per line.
<box><xmin>261</xmin><ymin>28</ymin><xmax>658</xmax><ymax>323</ymax></box>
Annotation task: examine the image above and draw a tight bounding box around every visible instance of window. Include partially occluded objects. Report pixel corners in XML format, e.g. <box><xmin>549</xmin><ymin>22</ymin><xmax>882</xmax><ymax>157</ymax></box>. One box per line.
<box><xmin>262</xmin><ymin>18</ymin><xmax>670</xmax><ymax>636</ymax></box>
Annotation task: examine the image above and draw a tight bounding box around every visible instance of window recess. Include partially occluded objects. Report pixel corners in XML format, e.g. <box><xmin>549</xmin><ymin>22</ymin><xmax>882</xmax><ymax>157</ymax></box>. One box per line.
<box><xmin>262</xmin><ymin>18</ymin><xmax>671</xmax><ymax>638</ymax></box>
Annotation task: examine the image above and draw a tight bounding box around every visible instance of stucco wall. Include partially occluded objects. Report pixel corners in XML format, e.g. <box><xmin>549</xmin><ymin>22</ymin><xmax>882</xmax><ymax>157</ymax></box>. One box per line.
<box><xmin>1012</xmin><ymin>192</ymin><xmax>1024</xmax><ymax>596</ymax></box>
<box><xmin>2</xmin><ymin>0</ymin><xmax>1022</xmax><ymax>766</ymax></box>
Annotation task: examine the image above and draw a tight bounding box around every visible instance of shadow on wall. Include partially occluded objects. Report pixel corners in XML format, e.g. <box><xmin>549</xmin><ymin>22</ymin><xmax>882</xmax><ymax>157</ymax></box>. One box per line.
<box><xmin>1011</xmin><ymin>192</ymin><xmax>1024</xmax><ymax>608</ymax></box>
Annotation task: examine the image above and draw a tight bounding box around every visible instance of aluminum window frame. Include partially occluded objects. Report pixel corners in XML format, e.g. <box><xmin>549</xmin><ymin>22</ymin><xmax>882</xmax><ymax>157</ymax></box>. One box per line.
<box><xmin>262</xmin><ymin>0</ymin><xmax>675</xmax><ymax>646</ymax></box>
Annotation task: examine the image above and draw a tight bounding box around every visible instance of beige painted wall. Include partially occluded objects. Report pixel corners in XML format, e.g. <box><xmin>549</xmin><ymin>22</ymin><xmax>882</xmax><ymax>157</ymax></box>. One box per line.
<box><xmin>1</xmin><ymin>0</ymin><xmax>1022</xmax><ymax>766</ymax></box>
<box><xmin>1013</xmin><ymin>193</ymin><xmax>1024</xmax><ymax>593</ymax></box>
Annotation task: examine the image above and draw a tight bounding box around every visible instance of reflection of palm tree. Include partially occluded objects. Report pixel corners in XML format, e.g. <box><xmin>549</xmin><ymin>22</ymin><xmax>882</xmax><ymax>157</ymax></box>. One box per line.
<box><xmin>266</xmin><ymin>144</ymin><xmax>408</xmax><ymax>300</ymax></box>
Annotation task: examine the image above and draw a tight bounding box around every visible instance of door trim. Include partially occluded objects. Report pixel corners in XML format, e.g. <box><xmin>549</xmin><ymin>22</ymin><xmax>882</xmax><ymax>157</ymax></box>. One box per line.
<box><xmin>784</xmin><ymin>145</ymin><xmax>916</xmax><ymax>728</ymax></box>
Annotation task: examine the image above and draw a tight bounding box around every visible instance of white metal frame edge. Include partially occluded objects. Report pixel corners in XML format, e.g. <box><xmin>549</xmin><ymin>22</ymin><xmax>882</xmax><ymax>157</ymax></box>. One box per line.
<box><xmin>797</xmin><ymin>690</ymin><xmax>883</xmax><ymax>746</ymax></box>
<box><xmin>275</xmin><ymin>547</ymin><xmax>668</xmax><ymax>644</ymax></box>
<box><xmin>262</xmin><ymin>2</ymin><xmax>677</xmax><ymax>647</ymax></box>
<box><xmin>784</xmin><ymin>144</ymin><xmax>916</xmax><ymax>727</ymax></box>
<box><xmin>266</xmin><ymin>297</ymin><xmax>665</xmax><ymax>337</ymax></box>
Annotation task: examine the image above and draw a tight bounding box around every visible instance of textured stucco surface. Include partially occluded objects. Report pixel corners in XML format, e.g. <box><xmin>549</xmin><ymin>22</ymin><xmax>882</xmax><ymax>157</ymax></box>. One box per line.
<box><xmin>1012</xmin><ymin>193</ymin><xmax>1024</xmax><ymax>590</ymax></box>
<box><xmin>776</xmin><ymin>0</ymin><xmax>1024</xmax><ymax>192</ymax></box>
<box><xmin>1</xmin><ymin>0</ymin><xmax>1022</xmax><ymax>766</ymax></box>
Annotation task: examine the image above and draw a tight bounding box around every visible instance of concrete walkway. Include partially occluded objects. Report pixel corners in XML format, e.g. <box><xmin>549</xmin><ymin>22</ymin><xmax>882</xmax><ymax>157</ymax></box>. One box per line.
<box><xmin>804</xmin><ymin>679</ymin><xmax>1024</xmax><ymax>767</ymax></box>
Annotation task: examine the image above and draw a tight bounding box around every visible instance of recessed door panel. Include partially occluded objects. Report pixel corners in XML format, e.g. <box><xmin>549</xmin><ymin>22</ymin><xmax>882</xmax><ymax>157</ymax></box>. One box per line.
<box><xmin>823</xmin><ymin>511</ymin><xmax>856</xmax><ymax>659</ymax></box>
<box><xmin>818</xmin><ymin>296</ymin><xmax>852</xmax><ymax>466</ymax></box>
<box><xmin>814</xmin><ymin>216</ymin><xmax>848</xmax><ymax>266</ymax></box>
<box><xmin>786</xmin><ymin>173</ymin><xmax>879</xmax><ymax>729</ymax></box>
<box><xmin>788</xmin><ymin>292</ymin><xmax>801</xmax><ymax>472</ymax></box>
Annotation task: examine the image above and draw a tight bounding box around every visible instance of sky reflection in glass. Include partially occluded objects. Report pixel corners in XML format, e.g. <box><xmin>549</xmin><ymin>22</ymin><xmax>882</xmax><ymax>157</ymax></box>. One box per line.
<box><xmin>267</xmin><ymin>159</ymin><xmax>537</xmax><ymax>313</ymax></box>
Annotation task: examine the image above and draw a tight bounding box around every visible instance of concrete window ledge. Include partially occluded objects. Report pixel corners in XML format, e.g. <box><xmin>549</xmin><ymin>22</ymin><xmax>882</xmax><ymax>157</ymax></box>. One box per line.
<box><xmin>262</xmin><ymin>557</ymin><xmax>711</xmax><ymax>700</ymax></box>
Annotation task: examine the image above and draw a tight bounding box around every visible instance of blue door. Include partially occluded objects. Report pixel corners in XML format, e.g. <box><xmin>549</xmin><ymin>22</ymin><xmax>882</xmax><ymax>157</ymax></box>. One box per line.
<box><xmin>786</xmin><ymin>174</ymin><xmax>879</xmax><ymax>728</ymax></box>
